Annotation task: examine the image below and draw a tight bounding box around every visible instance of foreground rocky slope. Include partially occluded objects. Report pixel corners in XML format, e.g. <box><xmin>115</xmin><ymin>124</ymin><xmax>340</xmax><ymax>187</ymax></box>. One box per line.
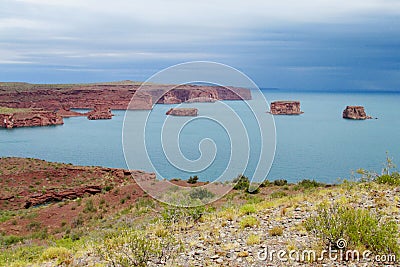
<box><xmin>0</xmin><ymin>158</ymin><xmax>399</xmax><ymax>266</ymax></box>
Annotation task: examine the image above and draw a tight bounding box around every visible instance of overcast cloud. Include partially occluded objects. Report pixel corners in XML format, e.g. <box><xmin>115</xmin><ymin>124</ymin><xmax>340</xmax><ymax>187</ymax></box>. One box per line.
<box><xmin>0</xmin><ymin>0</ymin><xmax>399</xmax><ymax>90</ymax></box>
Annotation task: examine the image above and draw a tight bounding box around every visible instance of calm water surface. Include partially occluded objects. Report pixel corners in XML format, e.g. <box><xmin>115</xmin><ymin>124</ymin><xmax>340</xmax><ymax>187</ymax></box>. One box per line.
<box><xmin>1</xmin><ymin>90</ymin><xmax>399</xmax><ymax>183</ymax></box>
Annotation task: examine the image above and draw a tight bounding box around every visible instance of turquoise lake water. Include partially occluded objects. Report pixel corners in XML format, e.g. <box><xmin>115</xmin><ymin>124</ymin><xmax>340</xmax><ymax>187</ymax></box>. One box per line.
<box><xmin>1</xmin><ymin>90</ymin><xmax>399</xmax><ymax>184</ymax></box>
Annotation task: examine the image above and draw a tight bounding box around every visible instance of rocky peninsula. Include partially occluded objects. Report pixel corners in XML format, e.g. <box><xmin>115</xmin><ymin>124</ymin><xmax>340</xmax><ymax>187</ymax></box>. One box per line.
<box><xmin>166</xmin><ymin>108</ymin><xmax>198</xmax><ymax>116</ymax></box>
<box><xmin>0</xmin><ymin>107</ymin><xmax>63</xmax><ymax>128</ymax></box>
<box><xmin>269</xmin><ymin>101</ymin><xmax>303</xmax><ymax>115</ymax></box>
<box><xmin>343</xmin><ymin>106</ymin><xmax>372</xmax><ymax>120</ymax></box>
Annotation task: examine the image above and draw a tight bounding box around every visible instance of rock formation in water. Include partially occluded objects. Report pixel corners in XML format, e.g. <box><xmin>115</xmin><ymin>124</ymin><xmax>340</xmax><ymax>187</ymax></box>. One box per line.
<box><xmin>342</xmin><ymin>106</ymin><xmax>372</xmax><ymax>120</ymax></box>
<box><xmin>166</xmin><ymin>108</ymin><xmax>198</xmax><ymax>116</ymax></box>
<box><xmin>0</xmin><ymin>109</ymin><xmax>63</xmax><ymax>128</ymax></box>
<box><xmin>87</xmin><ymin>106</ymin><xmax>113</xmax><ymax>120</ymax></box>
<box><xmin>269</xmin><ymin>101</ymin><xmax>303</xmax><ymax>115</ymax></box>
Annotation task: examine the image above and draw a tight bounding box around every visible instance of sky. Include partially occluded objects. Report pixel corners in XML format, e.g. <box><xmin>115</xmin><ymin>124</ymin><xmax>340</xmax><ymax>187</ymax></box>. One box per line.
<box><xmin>0</xmin><ymin>0</ymin><xmax>399</xmax><ymax>91</ymax></box>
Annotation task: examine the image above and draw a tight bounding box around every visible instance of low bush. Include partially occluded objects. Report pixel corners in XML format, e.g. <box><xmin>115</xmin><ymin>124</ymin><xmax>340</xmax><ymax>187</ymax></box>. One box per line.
<box><xmin>218</xmin><ymin>207</ymin><xmax>236</xmax><ymax>221</ymax></box>
<box><xmin>268</xmin><ymin>226</ymin><xmax>284</xmax><ymax>236</ymax></box>
<box><xmin>239</xmin><ymin>216</ymin><xmax>259</xmax><ymax>228</ymax></box>
<box><xmin>83</xmin><ymin>199</ymin><xmax>96</xmax><ymax>213</ymax></box>
<box><xmin>189</xmin><ymin>187</ymin><xmax>215</xmax><ymax>200</ymax></box>
<box><xmin>162</xmin><ymin>206</ymin><xmax>205</xmax><ymax>224</ymax></box>
<box><xmin>270</xmin><ymin>191</ymin><xmax>287</xmax><ymax>199</ymax></box>
<box><xmin>41</xmin><ymin>247</ymin><xmax>72</xmax><ymax>264</ymax></box>
<box><xmin>293</xmin><ymin>179</ymin><xmax>325</xmax><ymax>190</ymax></box>
<box><xmin>233</xmin><ymin>174</ymin><xmax>250</xmax><ymax>191</ymax></box>
<box><xmin>96</xmin><ymin>228</ymin><xmax>177</xmax><ymax>267</ymax></box>
<box><xmin>246</xmin><ymin>234</ymin><xmax>261</xmax><ymax>245</ymax></box>
<box><xmin>376</xmin><ymin>172</ymin><xmax>400</xmax><ymax>186</ymax></box>
<box><xmin>239</xmin><ymin>204</ymin><xmax>257</xmax><ymax>215</ymax></box>
<box><xmin>0</xmin><ymin>234</ymin><xmax>23</xmax><ymax>246</ymax></box>
<box><xmin>273</xmin><ymin>179</ymin><xmax>288</xmax><ymax>186</ymax></box>
<box><xmin>187</xmin><ymin>175</ymin><xmax>199</xmax><ymax>184</ymax></box>
<box><xmin>305</xmin><ymin>203</ymin><xmax>399</xmax><ymax>256</ymax></box>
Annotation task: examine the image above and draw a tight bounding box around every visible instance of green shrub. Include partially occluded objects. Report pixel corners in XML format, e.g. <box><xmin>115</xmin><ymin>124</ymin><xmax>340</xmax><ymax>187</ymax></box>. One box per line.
<box><xmin>270</xmin><ymin>191</ymin><xmax>287</xmax><ymax>199</ymax></box>
<box><xmin>376</xmin><ymin>172</ymin><xmax>400</xmax><ymax>186</ymax></box>
<box><xmin>0</xmin><ymin>234</ymin><xmax>23</xmax><ymax>246</ymax></box>
<box><xmin>162</xmin><ymin>206</ymin><xmax>205</xmax><ymax>224</ymax></box>
<box><xmin>259</xmin><ymin>180</ymin><xmax>271</xmax><ymax>188</ymax></box>
<box><xmin>239</xmin><ymin>204</ymin><xmax>257</xmax><ymax>215</ymax></box>
<box><xmin>305</xmin><ymin>203</ymin><xmax>399</xmax><ymax>256</ymax></box>
<box><xmin>268</xmin><ymin>226</ymin><xmax>284</xmax><ymax>236</ymax></box>
<box><xmin>96</xmin><ymin>229</ymin><xmax>176</xmax><ymax>267</ymax></box>
<box><xmin>239</xmin><ymin>216</ymin><xmax>259</xmax><ymax>228</ymax></box>
<box><xmin>246</xmin><ymin>234</ymin><xmax>261</xmax><ymax>245</ymax></box>
<box><xmin>187</xmin><ymin>175</ymin><xmax>199</xmax><ymax>184</ymax></box>
<box><xmin>233</xmin><ymin>174</ymin><xmax>250</xmax><ymax>190</ymax></box>
<box><xmin>71</xmin><ymin>214</ymin><xmax>84</xmax><ymax>228</ymax></box>
<box><xmin>273</xmin><ymin>179</ymin><xmax>288</xmax><ymax>186</ymax></box>
<box><xmin>27</xmin><ymin>221</ymin><xmax>41</xmax><ymax>231</ymax></box>
<box><xmin>294</xmin><ymin>179</ymin><xmax>324</xmax><ymax>190</ymax></box>
<box><xmin>0</xmin><ymin>210</ymin><xmax>15</xmax><ymax>223</ymax></box>
<box><xmin>189</xmin><ymin>187</ymin><xmax>214</xmax><ymax>200</ymax></box>
<box><xmin>83</xmin><ymin>199</ymin><xmax>96</xmax><ymax>213</ymax></box>
<box><xmin>41</xmin><ymin>247</ymin><xmax>72</xmax><ymax>263</ymax></box>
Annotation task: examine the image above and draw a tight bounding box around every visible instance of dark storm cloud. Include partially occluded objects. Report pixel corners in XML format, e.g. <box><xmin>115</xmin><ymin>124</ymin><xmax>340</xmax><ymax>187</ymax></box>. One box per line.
<box><xmin>0</xmin><ymin>0</ymin><xmax>399</xmax><ymax>90</ymax></box>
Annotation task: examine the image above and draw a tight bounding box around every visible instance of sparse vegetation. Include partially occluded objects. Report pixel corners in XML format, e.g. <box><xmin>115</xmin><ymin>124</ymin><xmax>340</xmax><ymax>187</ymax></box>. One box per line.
<box><xmin>0</xmin><ymin>157</ymin><xmax>399</xmax><ymax>266</ymax></box>
<box><xmin>305</xmin><ymin>202</ymin><xmax>400</xmax><ymax>256</ymax></box>
<box><xmin>189</xmin><ymin>187</ymin><xmax>215</xmax><ymax>200</ymax></box>
<box><xmin>268</xmin><ymin>226</ymin><xmax>284</xmax><ymax>236</ymax></box>
<box><xmin>95</xmin><ymin>228</ymin><xmax>177</xmax><ymax>267</ymax></box>
<box><xmin>376</xmin><ymin>172</ymin><xmax>400</xmax><ymax>186</ymax></box>
<box><xmin>246</xmin><ymin>234</ymin><xmax>261</xmax><ymax>245</ymax></box>
<box><xmin>273</xmin><ymin>179</ymin><xmax>288</xmax><ymax>186</ymax></box>
<box><xmin>293</xmin><ymin>179</ymin><xmax>325</xmax><ymax>190</ymax></box>
<box><xmin>239</xmin><ymin>215</ymin><xmax>259</xmax><ymax>228</ymax></box>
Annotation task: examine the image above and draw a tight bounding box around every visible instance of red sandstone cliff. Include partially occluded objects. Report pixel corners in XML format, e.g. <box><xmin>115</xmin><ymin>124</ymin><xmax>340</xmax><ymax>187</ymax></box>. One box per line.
<box><xmin>0</xmin><ymin>109</ymin><xmax>63</xmax><ymax>128</ymax></box>
<box><xmin>0</xmin><ymin>83</ymin><xmax>252</xmax><ymax>112</ymax></box>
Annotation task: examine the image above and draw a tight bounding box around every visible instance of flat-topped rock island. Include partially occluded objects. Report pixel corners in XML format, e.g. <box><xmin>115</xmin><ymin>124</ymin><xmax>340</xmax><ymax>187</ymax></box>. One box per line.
<box><xmin>166</xmin><ymin>108</ymin><xmax>198</xmax><ymax>116</ymax></box>
<box><xmin>343</xmin><ymin>106</ymin><xmax>373</xmax><ymax>120</ymax></box>
<box><xmin>269</xmin><ymin>101</ymin><xmax>303</xmax><ymax>115</ymax></box>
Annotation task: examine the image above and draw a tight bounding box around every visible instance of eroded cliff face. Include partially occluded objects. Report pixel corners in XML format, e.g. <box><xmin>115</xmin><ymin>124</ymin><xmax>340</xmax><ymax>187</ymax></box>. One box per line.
<box><xmin>0</xmin><ymin>83</ymin><xmax>252</xmax><ymax>112</ymax></box>
<box><xmin>166</xmin><ymin>108</ymin><xmax>198</xmax><ymax>116</ymax></box>
<box><xmin>342</xmin><ymin>106</ymin><xmax>372</xmax><ymax>120</ymax></box>
<box><xmin>270</xmin><ymin>101</ymin><xmax>303</xmax><ymax>115</ymax></box>
<box><xmin>0</xmin><ymin>109</ymin><xmax>63</xmax><ymax>128</ymax></box>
